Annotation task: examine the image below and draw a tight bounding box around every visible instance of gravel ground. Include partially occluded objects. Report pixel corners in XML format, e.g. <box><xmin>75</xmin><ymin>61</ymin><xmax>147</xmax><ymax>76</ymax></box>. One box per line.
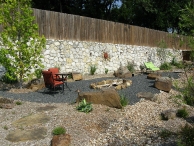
<box><xmin>0</xmin><ymin>72</ymin><xmax>180</xmax><ymax>105</ymax></box>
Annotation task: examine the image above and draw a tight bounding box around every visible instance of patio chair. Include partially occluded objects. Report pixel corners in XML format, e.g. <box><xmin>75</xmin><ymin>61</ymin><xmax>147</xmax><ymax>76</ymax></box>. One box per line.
<box><xmin>42</xmin><ymin>70</ymin><xmax>63</xmax><ymax>91</ymax></box>
<box><xmin>144</xmin><ymin>62</ymin><xmax>160</xmax><ymax>72</ymax></box>
<box><xmin>48</xmin><ymin>68</ymin><xmax>60</xmax><ymax>79</ymax></box>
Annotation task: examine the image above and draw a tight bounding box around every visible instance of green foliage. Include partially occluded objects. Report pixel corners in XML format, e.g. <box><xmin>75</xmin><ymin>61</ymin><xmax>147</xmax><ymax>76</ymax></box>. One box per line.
<box><xmin>158</xmin><ymin>129</ymin><xmax>174</xmax><ymax>139</ymax></box>
<box><xmin>127</xmin><ymin>61</ymin><xmax>135</xmax><ymax>73</ymax></box>
<box><xmin>0</xmin><ymin>0</ymin><xmax>46</xmax><ymax>88</ymax></box>
<box><xmin>105</xmin><ymin>68</ymin><xmax>108</xmax><ymax>74</ymax></box>
<box><xmin>15</xmin><ymin>101</ymin><xmax>22</xmax><ymax>105</ymax></box>
<box><xmin>160</xmin><ymin>62</ymin><xmax>172</xmax><ymax>70</ymax></box>
<box><xmin>178</xmin><ymin>124</ymin><xmax>194</xmax><ymax>146</ymax></box>
<box><xmin>35</xmin><ymin>68</ymin><xmax>42</xmax><ymax>79</ymax></box>
<box><xmin>182</xmin><ymin>76</ymin><xmax>194</xmax><ymax>105</ymax></box>
<box><xmin>52</xmin><ymin>126</ymin><xmax>66</xmax><ymax>135</ymax></box>
<box><xmin>3</xmin><ymin>125</ymin><xmax>8</xmax><ymax>130</ymax></box>
<box><xmin>177</xmin><ymin>108</ymin><xmax>189</xmax><ymax>118</ymax></box>
<box><xmin>76</xmin><ymin>99</ymin><xmax>93</xmax><ymax>113</ymax></box>
<box><xmin>170</xmin><ymin>57</ymin><xmax>184</xmax><ymax>69</ymax></box>
<box><xmin>120</xmin><ymin>94</ymin><xmax>129</xmax><ymax>107</ymax></box>
<box><xmin>90</xmin><ymin>65</ymin><xmax>97</xmax><ymax>75</ymax></box>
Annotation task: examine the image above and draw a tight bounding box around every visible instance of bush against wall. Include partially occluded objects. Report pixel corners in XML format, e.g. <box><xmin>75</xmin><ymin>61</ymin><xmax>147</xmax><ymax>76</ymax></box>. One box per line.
<box><xmin>0</xmin><ymin>0</ymin><xmax>46</xmax><ymax>88</ymax></box>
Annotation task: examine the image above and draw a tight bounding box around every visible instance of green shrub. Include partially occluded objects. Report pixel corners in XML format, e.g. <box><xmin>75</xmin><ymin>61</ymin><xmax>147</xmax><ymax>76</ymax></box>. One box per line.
<box><xmin>35</xmin><ymin>69</ymin><xmax>42</xmax><ymax>79</ymax></box>
<box><xmin>120</xmin><ymin>94</ymin><xmax>129</xmax><ymax>107</ymax></box>
<box><xmin>105</xmin><ymin>68</ymin><xmax>108</xmax><ymax>74</ymax></box>
<box><xmin>76</xmin><ymin>99</ymin><xmax>93</xmax><ymax>113</ymax></box>
<box><xmin>171</xmin><ymin>58</ymin><xmax>184</xmax><ymax>69</ymax></box>
<box><xmin>52</xmin><ymin>126</ymin><xmax>66</xmax><ymax>135</ymax></box>
<box><xmin>177</xmin><ymin>108</ymin><xmax>189</xmax><ymax>118</ymax></box>
<box><xmin>2</xmin><ymin>71</ymin><xmax>18</xmax><ymax>84</ymax></box>
<box><xmin>177</xmin><ymin>124</ymin><xmax>194</xmax><ymax>146</ymax></box>
<box><xmin>158</xmin><ymin>129</ymin><xmax>174</xmax><ymax>139</ymax></box>
<box><xmin>90</xmin><ymin>65</ymin><xmax>97</xmax><ymax>75</ymax></box>
<box><xmin>160</xmin><ymin>62</ymin><xmax>172</xmax><ymax>70</ymax></box>
<box><xmin>127</xmin><ymin>61</ymin><xmax>135</xmax><ymax>73</ymax></box>
<box><xmin>182</xmin><ymin>77</ymin><xmax>194</xmax><ymax>106</ymax></box>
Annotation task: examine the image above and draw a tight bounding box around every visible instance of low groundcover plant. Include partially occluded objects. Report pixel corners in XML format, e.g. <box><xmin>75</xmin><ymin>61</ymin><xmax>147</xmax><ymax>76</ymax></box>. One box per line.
<box><xmin>52</xmin><ymin>126</ymin><xmax>66</xmax><ymax>135</ymax></box>
<box><xmin>76</xmin><ymin>99</ymin><xmax>93</xmax><ymax>113</ymax></box>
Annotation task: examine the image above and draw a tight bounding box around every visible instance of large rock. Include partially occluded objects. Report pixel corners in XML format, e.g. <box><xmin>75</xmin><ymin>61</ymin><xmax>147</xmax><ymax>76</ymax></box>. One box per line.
<box><xmin>154</xmin><ymin>77</ymin><xmax>172</xmax><ymax>92</ymax></box>
<box><xmin>161</xmin><ymin>109</ymin><xmax>177</xmax><ymax>120</ymax></box>
<box><xmin>72</xmin><ymin>72</ymin><xmax>83</xmax><ymax>81</ymax></box>
<box><xmin>51</xmin><ymin>134</ymin><xmax>71</xmax><ymax>146</ymax></box>
<box><xmin>147</xmin><ymin>73</ymin><xmax>161</xmax><ymax>80</ymax></box>
<box><xmin>76</xmin><ymin>89</ymin><xmax>122</xmax><ymax>109</ymax></box>
<box><xmin>0</xmin><ymin>97</ymin><xmax>14</xmax><ymax>109</ymax></box>
<box><xmin>113</xmin><ymin>64</ymin><xmax>132</xmax><ymax>78</ymax></box>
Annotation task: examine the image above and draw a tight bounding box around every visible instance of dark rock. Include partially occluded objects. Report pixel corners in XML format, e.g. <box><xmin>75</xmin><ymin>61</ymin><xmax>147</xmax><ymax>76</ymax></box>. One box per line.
<box><xmin>155</xmin><ymin>77</ymin><xmax>172</xmax><ymax>92</ymax></box>
<box><xmin>161</xmin><ymin>109</ymin><xmax>177</xmax><ymax>120</ymax></box>
<box><xmin>51</xmin><ymin>134</ymin><xmax>71</xmax><ymax>146</ymax></box>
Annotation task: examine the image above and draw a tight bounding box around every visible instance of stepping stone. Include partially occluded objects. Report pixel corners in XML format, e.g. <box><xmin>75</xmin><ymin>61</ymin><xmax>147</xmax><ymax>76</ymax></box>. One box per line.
<box><xmin>72</xmin><ymin>72</ymin><xmax>83</xmax><ymax>81</ymax></box>
<box><xmin>13</xmin><ymin>113</ymin><xmax>50</xmax><ymax>127</ymax></box>
<box><xmin>137</xmin><ymin>92</ymin><xmax>155</xmax><ymax>101</ymax></box>
<box><xmin>36</xmin><ymin>105</ymin><xmax>57</xmax><ymax>112</ymax></box>
<box><xmin>5</xmin><ymin>127</ymin><xmax>47</xmax><ymax>142</ymax></box>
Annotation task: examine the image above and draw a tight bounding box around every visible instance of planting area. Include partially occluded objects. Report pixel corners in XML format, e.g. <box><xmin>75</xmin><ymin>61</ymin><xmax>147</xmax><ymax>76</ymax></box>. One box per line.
<box><xmin>0</xmin><ymin>71</ymin><xmax>194</xmax><ymax>145</ymax></box>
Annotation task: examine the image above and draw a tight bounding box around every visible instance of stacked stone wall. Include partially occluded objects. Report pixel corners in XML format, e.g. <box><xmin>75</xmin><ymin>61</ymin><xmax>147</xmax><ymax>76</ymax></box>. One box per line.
<box><xmin>42</xmin><ymin>39</ymin><xmax>182</xmax><ymax>75</ymax></box>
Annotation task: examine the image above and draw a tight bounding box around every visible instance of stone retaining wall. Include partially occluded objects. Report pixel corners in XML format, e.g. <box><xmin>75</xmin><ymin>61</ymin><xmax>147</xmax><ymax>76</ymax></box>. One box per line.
<box><xmin>42</xmin><ymin>39</ymin><xmax>182</xmax><ymax>75</ymax></box>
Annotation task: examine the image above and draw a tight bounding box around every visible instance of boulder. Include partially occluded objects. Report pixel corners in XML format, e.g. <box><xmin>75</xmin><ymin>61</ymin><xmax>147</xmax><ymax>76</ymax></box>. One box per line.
<box><xmin>0</xmin><ymin>97</ymin><xmax>14</xmax><ymax>109</ymax></box>
<box><xmin>72</xmin><ymin>72</ymin><xmax>83</xmax><ymax>81</ymax></box>
<box><xmin>76</xmin><ymin>89</ymin><xmax>122</xmax><ymax>109</ymax></box>
<box><xmin>51</xmin><ymin>134</ymin><xmax>71</xmax><ymax>146</ymax></box>
<box><xmin>0</xmin><ymin>66</ymin><xmax>6</xmax><ymax>79</ymax></box>
<box><xmin>161</xmin><ymin>109</ymin><xmax>177</xmax><ymax>120</ymax></box>
<box><xmin>147</xmin><ymin>73</ymin><xmax>161</xmax><ymax>80</ymax></box>
<box><xmin>113</xmin><ymin>64</ymin><xmax>132</xmax><ymax>78</ymax></box>
<box><xmin>154</xmin><ymin>77</ymin><xmax>172</xmax><ymax>92</ymax></box>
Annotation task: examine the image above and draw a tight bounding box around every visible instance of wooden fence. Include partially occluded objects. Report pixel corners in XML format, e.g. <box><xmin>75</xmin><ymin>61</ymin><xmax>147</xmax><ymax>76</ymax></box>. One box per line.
<box><xmin>0</xmin><ymin>8</ymin><xmax>190</xmax><ymax>50</ymax></box>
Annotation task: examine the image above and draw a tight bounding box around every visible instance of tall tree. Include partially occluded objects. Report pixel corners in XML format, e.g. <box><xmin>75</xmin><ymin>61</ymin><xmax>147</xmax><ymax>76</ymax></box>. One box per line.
<box><xmin>0</xmin><ymin>0</ymin><xmax>46</xmax><ymax>87</ymax></box>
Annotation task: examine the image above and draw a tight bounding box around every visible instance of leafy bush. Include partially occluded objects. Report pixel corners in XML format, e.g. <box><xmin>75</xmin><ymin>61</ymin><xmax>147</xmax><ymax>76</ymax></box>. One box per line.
<box><xmin>177</xmin><ymin>124</ymin><xmax>194</xmax><ymax>146</ymax></box>
<box><xmin>35</xmin><ymin>69</ymin><xmax>42</xmax><ymax>79</ymax></box>
<box><xmin>177</xmin><ymin>108</ymin><xmax>189</xmax><ymax>118</ymax></box>
<box><xmin>127</xmin><ymin>61</ymin><xmax>135</xmax><ymax>73</ymax></box>
<box><xmin>182</xmin><ymin>77</ymin><xmax>194</xmax><ymax>106</ymax></box>
<box><xmin>52</xmin><ymin>126</ymin><xmax>66</xmax><ymax>135</ymax></box>
<box><xmin>76</xmin><ymin>99</ymin><xmax>93</xmax><ymax>113</ymax></box>
<box><xmin>90</xmin><ymin>65</ymin><xmax>97</xmax><ymax>75</ymax></box>
<box><xmin>120</xmin><ymin>94</ymin><xmax>129</xmax><ymax>107</ymax></box>
<box><xmin>160</xmin><ymin>62</ymin><xmax>172</xmax><ymax>70</ymax></box>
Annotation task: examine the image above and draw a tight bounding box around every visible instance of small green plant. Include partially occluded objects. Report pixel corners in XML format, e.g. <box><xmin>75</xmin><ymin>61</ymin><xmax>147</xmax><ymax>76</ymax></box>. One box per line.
<box><xmin>90</xmin><ymin>65</ymin><xmax>97</xmax><ymax>75</ymax></box>
<box><xmin>52</xmin><ymin>126</ymin><xmax>66</xmax><ymax>135</ymax></box>
<box><xmin>182</xmin><ymin>76</ymin><xmax>194</xmax><ymax>106</ymax></box>
<box><xmin>120</xmin><ymin>94</ymin><xmax>129</xmax><ymax>107</ymax></box>
<box><xmin>127</xmin><ymin>61</ymin><xmax>135</xmax><ymax>73</ymax></box>
<box><xmin>3</xmin><ymin>125</ymin><xmax>8</xmax><ymax>130</ymax></box>
<box><xmin>15</xmin><ymin>101</ymin><xmax>22</xmax><ymax>105</ymax></box>
<box><xmin>76</xmin><ymin>99</ymin><xmax>93</xmax><ymax>113</ymax></box>
<box><xmin>160</xmin><ymin>62</ymin><xmax>172</xmax><ymax>70</ymax></box>
<box><xmin>177</xmin><ymin>124</ymin><xmax>194</xmax><ymax>146</ymax></box>
<box><xmin>177</xmin><ymin>108</ymin><xmax>189</xmax><ymax>118</ymax></box>
<box><xmin>35</xmin><ymin>69</ymin><xmax>42</xmax><ymax>79</ymax></box>
<box><xmin>105</xmin><ymin>68</ymin><xmax>108</xmax><ymax>74</ymax></box>
<box><xmin>171</xmin><ymin>57</ymin><xmax>184</xmax><ymax>69</ymax></box>
<box><xmin>158</xmin><ymin>129</ymin><xmax>174</xmax><ymax>139</ymax></box>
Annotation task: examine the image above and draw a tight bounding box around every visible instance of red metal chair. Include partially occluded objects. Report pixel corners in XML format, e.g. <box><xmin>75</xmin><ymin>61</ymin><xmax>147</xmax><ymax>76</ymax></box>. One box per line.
<box><xmin>48</xmin><ymin>68</ymin><xmax>60</xmax><ymax>80</ymax></box>
<box><xmin>42</xmin><ymin>70</ymin><xmax>64</xmax><ymax>91</ymax></box>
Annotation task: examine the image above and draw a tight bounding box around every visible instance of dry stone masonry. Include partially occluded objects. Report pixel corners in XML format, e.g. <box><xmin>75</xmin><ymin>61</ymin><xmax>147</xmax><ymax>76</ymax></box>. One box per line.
<box><xmin>42</xmin><ymin>39</ymin><xmax>183</xmax><ymax>74</ymax></box>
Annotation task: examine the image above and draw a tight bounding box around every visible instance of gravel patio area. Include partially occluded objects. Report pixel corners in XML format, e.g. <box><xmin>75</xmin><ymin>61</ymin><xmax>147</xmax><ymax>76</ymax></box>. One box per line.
<box><xmin>0</xmin><ymin>72</ymin><xmax>180</xmax><ymax>105</ymax></box>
